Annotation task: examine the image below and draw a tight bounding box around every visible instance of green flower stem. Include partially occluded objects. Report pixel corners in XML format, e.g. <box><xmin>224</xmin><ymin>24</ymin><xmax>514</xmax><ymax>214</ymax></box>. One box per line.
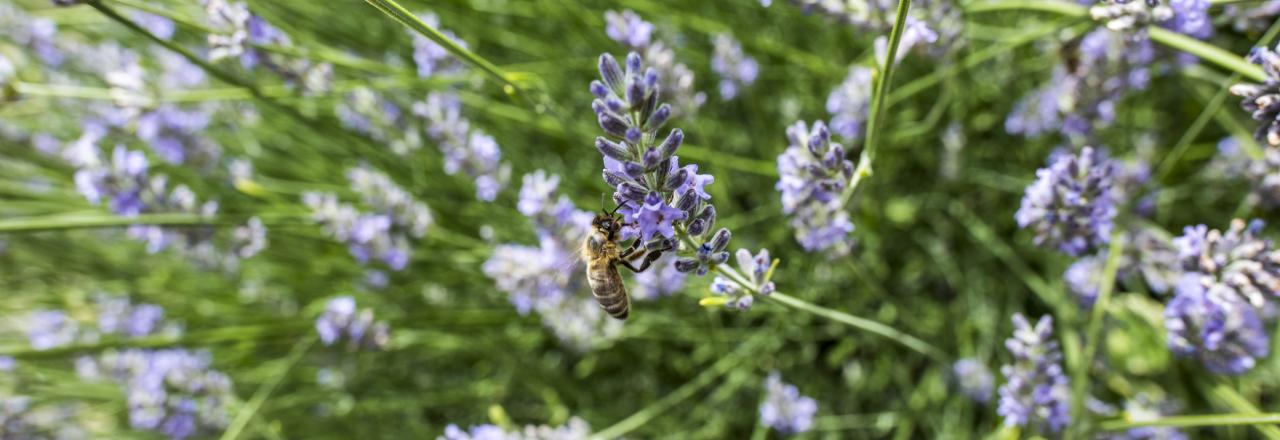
<box><xmin>1070</xmin><ymin>232</ymin><xmax>1125</xmax><ymax>437</ymax></box>
<box><xmin>764</xmin><ymin>291</ymin><xmax>947</xmax><ymax>362</ymax></box>
<box><xmin>103</xmin><ymin>0</ymin><xmax>218</xmax><ymax>33</ymax></box>
<box><xmin>813</xmin><ymin>412</ymin><xmax>898</xmax><ymax>432</ymax></box>
<box><xmin>1100</xmin><ymin>413</ymin><xmax>1280</xmax><ymax>431</ymax></box>
<box><xmin>1205</xmin><ymin>382</ymin><xmax>1280</xmax><ymax>440</ymax></box>
<box><xmin>1155</xmin><ymin>74</ymin><xmax>1239</xmax><ymax>181</ymax></box>
<box><xmin>362</xmin><ymin>0</ymin><xmax>523</xmax><ymax>94</ymax></box>
<box><xmin>0</xmin><ymin>212</ymin><xmax>311</xmax><ymax>233</ymax></box>
<box><xmin>964</xmin><ymin>0</ymin><xmax>1088</xmax><ymax>17</ymax></box>
<box><xmin>1148</xmin><ymin>28</ymin><xmax>1266</xmax><ymax>82</ymax></box>
<box><xmin>14</xmin><ymin>75</ymin><xmax>464</xmax><ymax>103</ymax></box>
<box><xmin>840</xmin><ymin>0</ymin><xmax>912</xmax><ymax>207</ymax></box>
<box><xmin>587</xmin><ymin>334</ymin><xmax>767</xmax><ymax>440</ymax></box>
<box><xmin>219</xmin><ymin>335</ymin><xmax>317</xmax><ymax>440</ymax></box>
<box><xmin>966</xmin><ymin>0</ymin><xmax>1266</xmax><ymax>81</ymax></box>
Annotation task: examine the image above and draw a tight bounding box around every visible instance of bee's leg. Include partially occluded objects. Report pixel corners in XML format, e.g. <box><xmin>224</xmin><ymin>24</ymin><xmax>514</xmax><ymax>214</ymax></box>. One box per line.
<box><xmin>619</xmin><ymin>239</ymin><xmax>645</xmax><ymax>261</ymax></box>
<box><xmin>620</xmin><ymin>241</ymin><xmax>675</xmax><ymax>273</ymax></box>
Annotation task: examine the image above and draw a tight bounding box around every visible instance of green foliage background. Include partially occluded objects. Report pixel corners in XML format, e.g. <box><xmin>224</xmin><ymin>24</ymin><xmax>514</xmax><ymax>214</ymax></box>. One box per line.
<box><xmin>3</xmin><ymin>0</ymin><xmax>1280</xmax><ymax>438</ymax></box>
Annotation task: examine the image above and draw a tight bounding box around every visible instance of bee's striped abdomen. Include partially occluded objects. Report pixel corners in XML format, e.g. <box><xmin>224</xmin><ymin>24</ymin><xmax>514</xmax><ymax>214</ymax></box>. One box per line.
<box><xmin>587</xmin><ymin>264</ymin><xmax>629</xmax><ymax>320</ymax></box>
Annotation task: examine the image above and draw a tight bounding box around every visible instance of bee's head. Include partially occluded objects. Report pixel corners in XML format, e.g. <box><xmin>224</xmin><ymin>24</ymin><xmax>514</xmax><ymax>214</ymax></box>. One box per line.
<box><xmin>593</xmin><ymin>214</ymin><xmax>620</xmax><ymax>233</ymax></box>
<box><xmin>594</xmin><ymin>200</ymin><xmax>629</xmax><ymax>236</ymax></box>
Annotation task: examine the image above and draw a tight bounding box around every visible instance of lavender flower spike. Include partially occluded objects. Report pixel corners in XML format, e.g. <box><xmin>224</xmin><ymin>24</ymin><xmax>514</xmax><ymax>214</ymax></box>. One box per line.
<box><xmin>1163</xmin><ymin>219</ymin><xmax>1280</xmax><ymax>373</ymax></box>
<box><xmin>590</xmin><ymin>52</ymin><xmax>730</xmax><ymax>275</ymax></box>
<box><xmin>776</xmin><ymin>120</ymin><xmax>855</xmax><ymax>252</ymax></box>
<box><xmin>953</xmin><ymin>358</ymin><xmax>995</xmax><ymax>403</ymax></box>
<box><xmin>315</xmin><ymin>296</ymin><xmax>390</xmax><ymax>350</ymax></box>
<box><xmin>998</xmin><ymin>314</ymin><xmax>1070</xmax><ymax>434</ymax></box>
<box><xmin>708</xmin><ymin>248</ymin><xmax>775</xmax><ymax>310</ymax></box>
<box><xmin>1016</xmin><ymin>146</ymin><xmax>1117</xmax><ymax>256</ymax></box>
<box><xmin>710</xmin><ymin>33</ymin><xmax>758</xmax><ymax>100</ymax></box>
<box><xmin>1233</xmin><ymin>44</ymin><xmax>1280</xmax><ymax>147</ymax></box>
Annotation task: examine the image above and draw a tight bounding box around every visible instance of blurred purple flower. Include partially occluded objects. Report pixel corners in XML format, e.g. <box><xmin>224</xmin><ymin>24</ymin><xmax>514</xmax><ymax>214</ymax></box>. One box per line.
<box><xmin>760</xmin><ymin>372</ymin><xmax>817</xmax><ymax>435</ymax></box>
<box><xmin>998</xmin><ymin>314</ymin><xmax>1070</xmax><ymax>434</ymax></box>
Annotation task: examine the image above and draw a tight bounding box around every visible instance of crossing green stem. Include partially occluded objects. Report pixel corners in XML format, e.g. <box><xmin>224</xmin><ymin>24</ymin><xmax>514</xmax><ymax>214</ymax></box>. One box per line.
<box><xmin>840</xmin><ymin>0</ymin><xmax>912</xmax><ymax>206</ymax></box>
<box><xmin>362</xmin><ymin>0</ymin><xmax>522</xmax><ymax>93</ymax></box>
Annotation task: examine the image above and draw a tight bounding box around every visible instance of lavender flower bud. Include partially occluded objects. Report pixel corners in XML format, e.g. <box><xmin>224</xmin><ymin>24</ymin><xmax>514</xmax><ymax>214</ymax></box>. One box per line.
<box><xmin>616</xmin><ymin>181</ymin><xmax>647</xmax><ymax>201</ymax></box>
<box><xmin>596</xmin><ymin>137</ymin><xmax>630</xmax><ymax>162</ymax></box>
<box><xmin>623</xmin><ymin>161</ymin><xmax>645</xmax><ymax>178</ymax></box>
<box><xmin>598</xmin><ymin>112</ymin><xmax>631</xmax><ymax>138</ymax></box>
<box><xmin>643</xmin><ymin>147</ymin><xmax>661</xmax><ymax>170</ymax></box>
<box><xmin>709</xmin><ymin>228</ymin><xmax>731</xmax><ymax>253</ymax></box>
<box><xmin>625</xmin><ymin>51</ymin><xmax>642</xmax><ymax>72</ymax></box>
<box><xmin>686</xmin><ymin>218</ymin><xmax>707</xmax><ymax>236</ymax></box>
<box><xmin>625</xmin><ymin>127</ymin><xmax>642</xmax><ymax>145</ymax></box>
<box><xmin>598</xmin><ymin>54</ymin><xmax>625</xmax><ymax>92</ymax></box>
<box><xmin>645</xmin><ymin>104</ymin><xmax>672</xmax><ymax>131</ymax></box>
<box><xmin>658</xmin><ymin>128</ymin><xmax>683</xmax><ymax>158</ymax></box>
<box><xmin>664</xmin><ymin>167</ymin><xmax>689</xmax><ymax>192</ymax></box>
<box><xmin>674</xmin><ymin>188</ymin><xmax>698</xmax><ymax>214</ymax></box>
<box><xmin>674</xmin><ymin>257</ymin><xmax>700</xmax><ymax>273</ymax></box>
<box><xmin>589</xmin><ymin>80</ymin><xmax>610</xmax><ymax>99</ymax></box>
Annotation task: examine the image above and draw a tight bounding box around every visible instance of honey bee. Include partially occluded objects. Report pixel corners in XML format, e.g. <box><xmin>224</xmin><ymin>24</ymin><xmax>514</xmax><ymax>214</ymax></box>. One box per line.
<box><xmin>581</xmin><ymin>202</ymin><xmax>673</xmax><ymax>320</ymax></box>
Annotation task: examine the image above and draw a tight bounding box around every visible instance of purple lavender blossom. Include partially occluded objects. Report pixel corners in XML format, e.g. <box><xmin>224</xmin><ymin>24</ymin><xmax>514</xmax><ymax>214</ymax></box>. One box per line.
<box><xmin>203</xmin><ymin>1</ymin><xmax>330</xmax><ymax>92</ymax></box>
<box><xmin>1162</xmin><ymin>219</ymin><xmax>1280</xmax><ymax>373</ymax></box>
<box><xmin>604</xmin><ymin>10</ymin><xmax>653</xmax><ymax>49</ymax></box>
<box><xmin>1016</xmin><ymin>146</ymin><xmax>1117</xmax><ymax>256</ymax></box>
<box><xmin>1224</xmin><ymin>1</ymin><xmax>1280</xmax><ymax>33</ymax></box>
<box><xmin>27</xmin><ymin>310</ymin><xmax>77</xmax><ymax>350</ymax></box>
<box><xmin>825</xmin><ymin>67</ymin><xmax>873</xmax><ymax>140</ymax></box>
<box><xmin>1064</xmin><ymin>255</ymin><xmax>1103</xmax><ymax>309</ymax></box>
<box><xmin>135</xmin><ymin>106</ymin><xmax>221</xmax><ymax>166</ymax></box>
<box><xmin>415</xmin><ymin>92</ymin><xmax>509</xmax><ymax>201</ymax></box>
<box><xmin>205</xmin><ymin>0</ymin><xmax>250</xmax><ymax>61</ymax></box>
<box><xmin>305</xmin><ymin>167</ymin><xmax>432</xmax><ymax>271</ymax></box>
<box><xmin>1090</xmin><ymin>0</ymin><xmax>1173</xmax><ymax>33</ymax></box>
<box><xmin>1165</xmin><ymin>273</ymin><xmax>1270</xmax><ymax>375</ymax></box>
<box><xmin>132</xmin><ymin>11</ymin><xmax>176</xmax><ymax>40</ymax></box>
<box><xmin>484</xmin><ymin>171</ymin><xmax>622</xmax><ymax>350</ymax></box>
<box><xmin>232</xmin><ymin>216</ymin><xmax>268</xmax><ymax>258</ymax></box>
<box><xmin>438</xmin><ymin>417</ymin><xmax>591</xmax><ymax>440</ymax></box>
<box><xmin>75</xmin><ymin>145</ymin><xmax>150</xmax><ymax>216</ymax></box>
<box><xmin>337</xmin><ymin>87</ymin><xmax>423</xmax><ymax>155</ymax></box>
<box><xmin>953</xmin><ymin>358</ymin><xmax>995</xmax><ymax>403</ymax></box>
<box><xmin>874</xmin><ymin>18</ymin><xmax>938</xmax><ymax>66</ymax></box>
<box><xmin>998</xmin><ymin>314</ymin><xmax>1070</xmax><ymax>434</ymax></box>
<box><xmin>776</xmin><ymin>120</ymin><xmax>856</xmax><ymax>252</ymax></box>
<box><xmin>1165</xmin><ymin>0</ymin><xmax>1211</xmax><ymax>39</ymax></box>
<box><xmin>710</xmin><ymin>33</ymin><xmax>758</xmax><ymax>100</ymax></box>
<box><xmin>760</xmin><ymin>372</ymin><xmax>818</xmax><ymax>435</ymax></box>
<box><xmin>601</xmin><ymin>11</ymin><xmax>705</xmax><ymax>116</ymax></box>
<box><xmin>1173</xmin><ymin>219</ymin><xmax>1280</xmax><ymax>308</ymax></box>
<box><xmin>591</xmin><ymin>51</ymin><xmax>729</xmax><ymax>273</ymax></box>
<box><xmin>315</xmin><ymin>296</ymin><xmax>390</xmax><ymax>350</ymax></box>
<box><xmin>97</xmin><ymin>296</ymin><xmax>165</xmax><ymax>338</ymax></box>
<box><xmin>707</xmin><ymin>248</ymin><xmax>776</xmax><ymax>310</ymax></box>
<box><xmin>1007</xmin><ymin>28</ymin><xmax>1153</xmax><ymax>138</ymax></box>
<box><xmin>1233</xmin><ymin>45</ymin><xmax>1280</xmax><ymax>147</ymax></box>
<box><xmin>0</xmin><ymin>5</ymin><xmax>64</xmax><ymax>67</ymax></box>
<box><xmin>93</xmin><ymin>348</ymin><xmax>233</xmax><ymax>439</ymax></box>
<box><xmin>412</xmin><ymin>12</ymin><xmax>466</xmax><ymax>78</ymax></box>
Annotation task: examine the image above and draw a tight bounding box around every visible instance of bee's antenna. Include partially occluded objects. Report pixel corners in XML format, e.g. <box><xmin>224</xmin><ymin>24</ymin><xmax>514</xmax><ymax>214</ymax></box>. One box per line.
<box><xmin>608</xmin><ymin>199</ymin><xmax>629</xmax><ymax>217</ymax></box>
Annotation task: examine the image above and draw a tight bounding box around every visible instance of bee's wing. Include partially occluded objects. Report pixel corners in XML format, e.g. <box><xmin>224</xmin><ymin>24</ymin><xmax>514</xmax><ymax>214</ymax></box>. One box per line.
<box><xmin>556</xmin><ymin>233</ymin><xmax>589</xmax><ymax>275</ymax></box>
